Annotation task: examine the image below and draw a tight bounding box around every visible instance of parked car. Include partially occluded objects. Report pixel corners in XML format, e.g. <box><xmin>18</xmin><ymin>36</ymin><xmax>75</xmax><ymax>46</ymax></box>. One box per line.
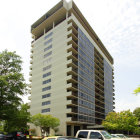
<box><xmin>5</xmin><ymin>132</ymin><xmax>26</xmax><ymax>140</ymax></box>
<box><xmin>111</xmin><ymin>134</ymin><xmax>139</xmax><ymax>140</ymax></box>
<box><xmin>111</xmin><ymin>134</ymin><xmax>128</xmax><ymax>139</ymax></box>
<box><xmin>111</xmin><ymin>134</ymin><xmax>120</xmax><ymax>138</ymax></box>
<box><xmin>75</xmin><ymin>130</ymin><xmax>124</xmax><ymax>140</ymax></box>
<box><xmin>0</xmin><ymin>133</ymin><xmax>6</xmax><ymax>140</ymax></box>
<box><xmin>43</xmin><ymin>136</ymin><xmax>81</xmax><ymax>140</ymax></box>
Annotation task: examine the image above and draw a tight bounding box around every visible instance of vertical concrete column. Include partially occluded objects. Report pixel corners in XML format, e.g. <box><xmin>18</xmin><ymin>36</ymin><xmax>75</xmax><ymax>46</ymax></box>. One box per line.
<box><xmin>53</xmin><ymin>22</ymin><xmax>55</xmax><ymax>28</ymax></box>
<box><xmin>66</xmin><ymin>12</ymin><xmax>68</xmax><ymax>19</ymax></box>
<box><xmin>44</xmin><ymin>28</ymin><xmax>46</xmax><ymax>34</ymax></box>
<box><xmin>71</xmin><ymin>125</ymin><xmax>74</xmax><ymax>136</ymax></box>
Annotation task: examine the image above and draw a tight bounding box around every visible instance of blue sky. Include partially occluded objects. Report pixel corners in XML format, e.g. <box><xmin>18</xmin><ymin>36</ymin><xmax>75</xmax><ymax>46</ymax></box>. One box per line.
<box><xmin>0</xmin><ymin>0</ymin><xmax>140</xmax><ymax>112</ymax></box>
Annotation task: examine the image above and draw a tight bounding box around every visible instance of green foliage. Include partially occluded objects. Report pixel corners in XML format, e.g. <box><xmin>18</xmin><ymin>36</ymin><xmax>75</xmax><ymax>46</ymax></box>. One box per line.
<box><xmin>0</xmin><ymin>121</ymin><xmax>5</xmax><ymax>132</ymax></box>
<box><xmin>133</xmin><ymin>86</ymin><xmax>140</xmax><ymax>95</ymax></box>
<box><xmin>133</xmin><ymin>107</ymin><xmax>140</xmax><ymax>121</ymax></box>
<box><xmin>4</xmin><ymin>103</ymin><xmax>30</xmax><ymax>132</ymax></box>
<box><xmin>102</xmin><ymin>112</ymin><xmax>119</xmax><ymax>131</ymax></box>
<box><xmin>102</xmin><ymin>110</ymin><xmax>139</xmax><ymax>133</ymax></box>
<box><xmin>31</xmin><ymin>113</ymin><xmax>60</xmax><ymax>135</ymax></box>
<box><xmin>0</xmin><ymin>50</ymin><xmax>27</xmax><ymax>121</ymax></box>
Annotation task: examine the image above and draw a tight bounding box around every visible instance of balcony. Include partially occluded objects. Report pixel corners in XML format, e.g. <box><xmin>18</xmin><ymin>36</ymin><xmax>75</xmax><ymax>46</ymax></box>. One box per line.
<box><xmin>66</xmin><ymin>83</ymin><xmax>78</xmax><ymax>91</ymax></box>
<box><xmin>31</xmin><ymin>48</ymin><xmax>33</xmax><ymax>53</ymax></box>
<box><xmin>67</xmin><ymin>26</ymin><xmax>78</xmax><ymax>37</ymax></box>
<box><xmin>67</xmin><ymin>67</ymin><xmax>78</xmax><ymax>76</ymax></box>
<box><xmin>67</xmin><ymin>91</ymin><xmax>78</xmax><ymax>98</ymax></box>
<box><xmin>95</xmin><ymin>88</ymin><xmax>104</xmax><ymax>98</ymax></box>
<box><xmin>67</xmin><ymin>39</ymin><xmax>78</xmax><ymax>51</ymax></box>
<box><xmin>67</xmin><ymin>59</ymin><xmax>78</xmax><ymax>69</ymax></box>
<box><xmin>67</xmin><ymin>51</ymin><xmax>78</xmax><ymax>62</ymax></box>
<box><xmin>67</xmin><ymin>32</ymin><xmax>78</xmax><ymax>43</ymax></box>
<box><xmin>95</xmin><ymin>71</ymin><xmax>104</xmax><ymax>81</ymax></box>
<box><xmin>67</xmin><ymin>74</ymin><xmax>78</xmax><ymax>83</ymax></box>
<box><xmin>28</xmin><ymin>96</ymin><xmax>31</xmax><ymax>100</ymax></box>
<box><xmin>30</xmin><ymin>59</ymin><xmax>33</xmax><ymax>64</ymax></box>
<box><xmin>30</xmin><ymin>65</ymin><xmax>32</xmax><ymax>70</ymax></box>
<box><xmin>95</xmin><ymin>97</ymin><xmax>104</xmax><ymax>104</ymax></box>
<box><xmin>29</xmin><ymin>77</ymin><xmax>32</xmax><ymax>82</ymax></box>
<box><xmin>68</xmin><ymin>19</ymin><xmax>78</xmax><ymax>31</ymax></box>
<box><xmin>95</xmin><ymin>68</ymin><xmax>104</xmax><ymax>77</ymax></box>
<box><xmin>95</xmin><ymin>103</ymin><xmax>104</xmax><ymax>109</ymax></box>
<box><xmin>95</xmin><ymin>83</ymin><xmax>104</xmax><ymax>92</ymax></box>
<box><xmin>67</xmin><ymin>99</ymin><xmax>78</xmax><ymax>107</ymax></box>
<box><xmin>30</xmin><ymin>54</ymin><xmax>33</xmax><ymax>58</ymax></box>
<box><xmin>95</xmin><ymin>79</ymin><xmax>104</xmax><ymax>88</ymax></box>
<box><xmin>28</xmin><ymin>83</ymin><xmax>32</xmax><ymax>88</ymax></box>
<box><xmin>29</xmin><ymin>71</ymin><xmax>32</xmax><ymax>76</ymax></box>
<box><xmin>94</xmin><ymin>63</ymin><xmax>104</xmax><ymax>73</ymax></box>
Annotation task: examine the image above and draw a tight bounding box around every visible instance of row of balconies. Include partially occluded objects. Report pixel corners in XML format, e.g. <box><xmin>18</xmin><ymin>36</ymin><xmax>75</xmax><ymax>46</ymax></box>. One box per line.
<box><xmin>66</xmin><ymin>19</ymin><xmax>115</xmax><ymax>124</ymax></box>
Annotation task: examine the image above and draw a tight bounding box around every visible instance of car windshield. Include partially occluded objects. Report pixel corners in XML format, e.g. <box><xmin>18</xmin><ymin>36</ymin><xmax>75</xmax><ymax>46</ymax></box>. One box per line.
<box><xmin>101</xmin><ymin>131</ymin><xmax>113</xmax><ymax>139</ymax></box>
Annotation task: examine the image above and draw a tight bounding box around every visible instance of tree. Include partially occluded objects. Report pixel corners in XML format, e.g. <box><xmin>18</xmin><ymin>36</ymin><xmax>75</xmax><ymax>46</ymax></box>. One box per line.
<box><xmin>4</xmin><ymin>103</ymin><xmax>30</xmax><ymax>132</ymax></box>
<box><xmin>133</xmin><ymin>86</ymin><xmax>140</xmax><ymax>95</ymax></box>
<box><xmin>102</xmin><ymin>112</ymin><xmax>119</xmax><ymax>131</ymax></box>
<box><xmin>31</xmin><ymin>113</ymin><xmax>60</xmax><ymax>136</ymax></box>
<box><xmin>0</xmin><ymin>50</ymin><xmax>27</xmax><ymax>121</ymax></box>
<box><xmin>133</xmin><ymin>107</ymin><xmax>140</xmax><ymax>121</ymax></box>
<box><xmin>102</xmin><ymin>110</ymin><xmax>139</xmax><ymax>134</ymax></box>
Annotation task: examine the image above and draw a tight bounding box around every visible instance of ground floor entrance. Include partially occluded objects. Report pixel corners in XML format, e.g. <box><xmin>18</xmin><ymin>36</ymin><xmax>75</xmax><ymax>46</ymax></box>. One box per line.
<box><xmin>66</xmin><ymin>124</ymin><xmax>87</xmax><ymax>136</ymax></box>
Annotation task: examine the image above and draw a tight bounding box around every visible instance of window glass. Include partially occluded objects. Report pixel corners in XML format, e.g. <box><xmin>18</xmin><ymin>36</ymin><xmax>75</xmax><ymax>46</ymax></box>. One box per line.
<box><xmin>42</xmin><ymin>101</ymin><xmax>51</xmax><ymax>106</ymax></box>
<box><xmin>43</xmin><ymin>57</ymin><xmax>52</xmax><ymax>65</ymax></box>
<box><xmin>42</xmin><ymin>79</ymin><xmax>51</xmax><ymax>84</ymax></box>
<box><xmin>41</xmin><ymin>108</ymin><xmax>50</xmax><ymax>113</ymax></box>
<box><xmin>43</xmin><ymin>65</ymin><xmax>52</xmax><ymax>71</ymax></box>
<box><xmin>90</xmin><ymin>132</ymin><xmax>102</xmax><ymax>139</ymax></box>
<box><xmin>42</xmin><ymin>86</ymin><xmax>51</xmax><ymax>92</ymax></box>
<box><xmin>77</xmin><ymin>131</ymin><xmax>88</xmax><ymax>138</ymax></box>
<box><xmin>101</xmin><ymin>131</ymin><xmax>112</xmax><ymax>139</ymax></box>
<box><xmin>44</xmin><ymin>45</ymin><xmax>52</xmax><ymax>52</ymax></box>
<box><xmin>44</xmin><ymin>51</ymin><xmax>52</xmax><ymax>58</ymax></box>
<box><xmin>44</xmin><ymin>32</ymin><xmax>53</xmax><ymax>40</ymax></box>
<box><xmin>44</xmin><ymin>38</ymin><xmax>52</xmax><ymax>45</ymax></box>
<box><xmin>43</xmin><ymin>72</ymin><xmax>51</xmax><ymax>78</ymax></box>
<box><xmin>42</xmin><ymin>93</ymin><xmax>51</xmax><ymax>99</ymax></box>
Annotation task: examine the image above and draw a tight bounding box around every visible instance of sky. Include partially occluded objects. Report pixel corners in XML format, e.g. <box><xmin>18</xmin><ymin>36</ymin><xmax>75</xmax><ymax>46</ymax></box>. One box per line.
<box><xmin>0</xmin><ymin>0</ymin><xmax>140</xmax><ymax>112</ymax></box>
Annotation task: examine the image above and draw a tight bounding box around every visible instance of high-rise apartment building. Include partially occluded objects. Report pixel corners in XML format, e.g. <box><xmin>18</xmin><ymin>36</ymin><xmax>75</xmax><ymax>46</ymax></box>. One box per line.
<box><xmin>29</xmin><ymin>0</ymin><xmax>115</xmax><ymax>136</ymax></box>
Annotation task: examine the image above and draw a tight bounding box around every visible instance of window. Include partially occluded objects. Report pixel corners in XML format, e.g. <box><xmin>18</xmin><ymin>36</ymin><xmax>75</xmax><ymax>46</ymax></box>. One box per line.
<box><xmin>77</xmin><ymin>131</ymin><xmax>88</xmax><ymax>138</ymax></box>
<box><xmin>42</xmin><ymin>93</ymin><xmax>51</xmax><ymax>99</ymax></box>
<box><xmin>41</xmin><ymin>108</ymin><xmax>50</xmax><ymax>113</ymax></box>
<box><xmin>43</xmin><ymin>65</ymin><xmax>52</xmax><ymax>71</ymax></box>
<box><xmin>43</xmin><ymin>72</ymin><xmax>51</xmax><ymax>78</ymax></box>
<box><xmin>42</xmin><ymin>79</ymin><xmax>51</xmax><ymax>84</ymax></box>
<box><xmin>90</xmin><ymin>132</ymin><xmax>102</xmax><ymax>139</ymax></box>
<box><xmin>42</xmin><ymin>101</ymin><xmax>50</xmax><ymax>106</ymax></box>
<box><xmin>43</xmin><ymin>57</ymin><xmax>52</xmax><ymax>65</ymax></box>
<box><xmin>42</xmin><ymin>86</ymin><xmax>51</xmax><ymax>92</ymax></box>
<box><xmin>44</xmin><ymin>38</ymin><xmax>52</xmax><ymax>46</ymax></box>
<box><xmin>44</xmin><ymin>45</ymin><xmax>52</xmax><ymax>52</ymax></box>
<box><xmin>44</xmin><ymin>51</ymin><xmax>52</xmax><ymax>58</ymax></box>
<box><xmin>44</xmin><ymin>32</ymin><xmax>53</xmax><ymax>40</ymax></box>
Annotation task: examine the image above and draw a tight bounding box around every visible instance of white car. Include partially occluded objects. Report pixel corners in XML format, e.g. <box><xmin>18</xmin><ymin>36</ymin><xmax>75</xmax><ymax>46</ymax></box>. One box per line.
<box><xmin>111</xmin><ymin>134</ymin><xmax>139</xmax><ymax>140</ymax></box>
<box><xmin>76</xmin><ymin>130</ymin><xmax>125</xmax><ymax>140</ymax></box>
